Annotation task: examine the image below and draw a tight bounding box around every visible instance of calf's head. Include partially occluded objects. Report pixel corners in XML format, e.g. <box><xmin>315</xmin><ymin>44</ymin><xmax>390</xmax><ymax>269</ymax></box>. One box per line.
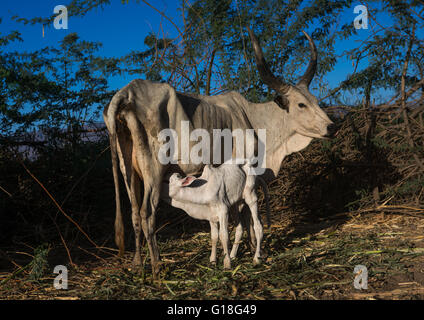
<box><xmin>248</xmin><ymin>27</ymin><xmax>336</xmax><ymax>139</ymax></box>
<box><xmin>169</xmin><ymin>173</ymin><xmax>197</xmax><ymax>197</ymax></box>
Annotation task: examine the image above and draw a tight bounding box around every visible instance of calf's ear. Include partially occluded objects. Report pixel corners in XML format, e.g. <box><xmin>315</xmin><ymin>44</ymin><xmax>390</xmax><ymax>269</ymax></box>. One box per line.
<box><xmin>181</xmin><ymin>176</ymin><xmax>196</xmax><ymax>187</ymax></box>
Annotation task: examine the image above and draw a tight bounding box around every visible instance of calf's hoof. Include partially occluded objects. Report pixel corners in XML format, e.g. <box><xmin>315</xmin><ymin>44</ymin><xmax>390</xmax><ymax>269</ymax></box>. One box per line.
<box><xmin>253</xmin><ymin>257</ymin><xmax>261</xmax><ymax>265</ymax></box>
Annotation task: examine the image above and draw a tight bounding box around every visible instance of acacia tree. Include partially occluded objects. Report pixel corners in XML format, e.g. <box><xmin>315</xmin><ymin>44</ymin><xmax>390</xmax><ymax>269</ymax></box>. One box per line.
<box><xmin>0</xmin><ymin>20</ymin><xmax>60</xmax><ymax>150</ymax></box>
<box><xmin>116</xmin><ymin>0</ymin><xmax>355</xmax><ymax>102</ymax></box>
<box><xmin>0</xmin><ymin>28</ymin><xmax>121</xmax><ymax>155</ymax></box>
<box><xmin>46</xmin><ymin>33</ymin><xmax>120</xmax><ymax>150</ymax></box>
<box><xmin>335</xmin><ymin>0</ymin><xmax>424</xmax><ymax>105</ymax></box>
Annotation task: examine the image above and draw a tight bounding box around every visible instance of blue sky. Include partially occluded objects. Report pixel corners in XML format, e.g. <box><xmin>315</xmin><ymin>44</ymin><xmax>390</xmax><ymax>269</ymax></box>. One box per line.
<box><xmin>1</xmin><ymin>0</ymin><xmax>183</xmax><ymax>90</ymax></box>
<box><xmin>0</xmin><ymin>0</ymin><xmax>412</xmax><ymax>101</ymax></box>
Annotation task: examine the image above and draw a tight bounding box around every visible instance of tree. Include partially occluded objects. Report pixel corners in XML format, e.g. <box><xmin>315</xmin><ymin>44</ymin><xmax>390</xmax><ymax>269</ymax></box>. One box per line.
<box><xmin>1</xmin><ymin>26</ymin><xmax>121</xmax><ymax>156</ymax></box>
<box><xmin>118</xmin><ymin>0</ymin><xmax>355</xmax><ymax>102</ymax></box>
<box><xmin>339</xmin><ymin>1</ymin><xmax>424</xmax><ymax>105</ymax></box>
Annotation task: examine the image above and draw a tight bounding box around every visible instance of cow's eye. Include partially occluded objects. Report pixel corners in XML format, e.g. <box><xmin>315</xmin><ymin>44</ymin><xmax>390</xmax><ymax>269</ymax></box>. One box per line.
<box><xmin>298</xmin><ymin>103</ymin><xmax>307</xmax><ymax>108</ymax></box>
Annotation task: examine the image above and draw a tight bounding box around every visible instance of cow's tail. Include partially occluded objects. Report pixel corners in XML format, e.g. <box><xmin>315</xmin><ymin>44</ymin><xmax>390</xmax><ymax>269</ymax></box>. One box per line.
<box><xmin>104</xmin><ymin>95</ymin><xmax>125</xmax><ymax>257</ymax></box>
<box><xmin>257</xmin><ymin>177</ymin><xmax>271</xmax><ymax>229</ymax></box>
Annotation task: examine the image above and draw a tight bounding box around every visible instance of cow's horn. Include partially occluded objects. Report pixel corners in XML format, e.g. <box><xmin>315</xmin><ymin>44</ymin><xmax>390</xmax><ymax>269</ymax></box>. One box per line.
<box><xmin>247</xmin><ymin>26</ymin><xmax>290</xmax><ymax>94</ymax></box>
<box><xmin>297</xmin><ymin>31</ymin><xmax>317</xmax><ymax>89</ymax></box>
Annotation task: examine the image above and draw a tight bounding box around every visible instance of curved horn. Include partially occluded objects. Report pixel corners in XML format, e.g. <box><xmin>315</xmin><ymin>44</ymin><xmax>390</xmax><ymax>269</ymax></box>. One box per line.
<box><xmin>247</xmin><ymin>26</ymin><xmax>290</xmax><ymax>94</ymax></box>
<box><xmin>297</xmin><ymin>31</ymin><xmax>317</xmax><ymax>89</ymax></box>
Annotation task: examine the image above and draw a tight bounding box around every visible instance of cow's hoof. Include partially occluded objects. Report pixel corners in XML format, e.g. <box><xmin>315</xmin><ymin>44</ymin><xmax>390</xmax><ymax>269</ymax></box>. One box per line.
<box><xmin>253</xmin><ymin>257</ymin><xmax>261</xmax><ymax>265</ymax></box>
<box><xmin>132</xmin><ymin>254</ymin><xmax>142</xmax><ymax>266</ymax></box>
<box><xmin>152</xmin><ymin>263</ymin><xmax>162</xmax><ymax>280</ymax></box>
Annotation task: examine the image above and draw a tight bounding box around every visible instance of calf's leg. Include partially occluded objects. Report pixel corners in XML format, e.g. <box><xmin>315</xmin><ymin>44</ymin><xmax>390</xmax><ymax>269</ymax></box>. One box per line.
<box><xmin>209</xmin><ymin>221</ymin><xmax>219</xmax><ymax>265</ymax></box>
<box><xmin>218</xmin><ymin>208</ymin><xmax>231</xmax><ymax>269</ymax></box>
<box><xmin>230</xmin><ymin>206</ymin><xmax>243</xmax><ymax>259</ymax></box>
<box><xmin>245</xmin><ymin>192</ymin><xmax>263</xmax><ymax>265</ymax></box>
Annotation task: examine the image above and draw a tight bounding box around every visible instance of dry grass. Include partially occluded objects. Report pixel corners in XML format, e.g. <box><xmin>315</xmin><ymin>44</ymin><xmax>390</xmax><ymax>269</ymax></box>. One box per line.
<box><xmin>1</xmin><ymin>207</ymin><xmax>424</xmax><ymax>300</ymax></box>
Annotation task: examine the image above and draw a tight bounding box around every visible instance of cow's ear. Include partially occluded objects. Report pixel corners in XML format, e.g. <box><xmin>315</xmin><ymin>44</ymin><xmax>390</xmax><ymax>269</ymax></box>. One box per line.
<box><xmin>274</xmin><ymin>95</ymin><xmax>289</xmax><ymax>112</ymax></box>
<box><xmin>181</xmin><ymin>176</ymin><xmax>196</xmax><ymax>187</ymax></box>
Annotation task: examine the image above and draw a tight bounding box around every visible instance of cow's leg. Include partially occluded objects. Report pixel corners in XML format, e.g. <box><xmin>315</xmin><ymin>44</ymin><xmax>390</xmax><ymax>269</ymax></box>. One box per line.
<box><xmin>129</xmin><ymin>169</ymin><xmax>142</xmax><ymax>266</ymax></box>
<box><xmin>240</xmin><ymin>205</ymin><xmax>256</xmax><ymax>253</ymax></box>
<box><xmin>114</xmin><ymin>128</ymin><xmax>134</xmax><ymax>257</ymax></box>
<box><xmin>209</xmin><ymin>221</ymin><xmax>219</xmax><ymax>265</ymax></box>
<box><xmin>245</xmin><ymin>192</ymin><xmax>263</xmax><ymax>265</ymax></box>
<box><xmin>140</xmin><ymin>175</ymin><xmax>162</xmax><ymax>277</ymax></box>
<box><xmin>218</xmin><ymin>207</ymin><xmax>231</xmax><ymax>269</ymax></box>
<box><xmin>137</xmin><ymin>149</ymin><xmax>165</xmax><ymax>276</ymax></box>
<box><xmin>124</xmin><ymin>109</ymin><xmax>163</xmax><ymax>277</ymax></box>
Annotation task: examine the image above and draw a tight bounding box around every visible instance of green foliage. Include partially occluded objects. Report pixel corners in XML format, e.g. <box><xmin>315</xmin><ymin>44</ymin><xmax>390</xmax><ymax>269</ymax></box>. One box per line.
<box><xmin>29</xmin><ymin>243</ymin><xmax>50</xmax><ymax>281</ymax></box>
<box><xmin>340</xmin><ymin>1</ymin><xmax>424</xmax><ymax>104</ymax></box>
<box><xmin>385</xmin><ymin>176</ymin><xmax>424</xmax><ymax>198</ymax></box>
<box><xmin>1</xmin><ymin>22</ymin><xmax>120</xmax><ymax>144</ymax></box>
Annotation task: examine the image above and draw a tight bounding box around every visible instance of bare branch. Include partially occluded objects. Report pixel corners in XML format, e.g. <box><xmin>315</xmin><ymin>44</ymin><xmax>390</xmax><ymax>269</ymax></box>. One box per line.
<box><xmin>400</xmin><ymin>26</ymin><xmax>424</xmax><ymax>171</ymax></box>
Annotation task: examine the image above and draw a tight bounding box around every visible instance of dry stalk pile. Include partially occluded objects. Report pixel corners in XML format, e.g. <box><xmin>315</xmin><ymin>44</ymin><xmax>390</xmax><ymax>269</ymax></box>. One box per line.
<box><xmin>269</xmin><ymin>98</ymin><xmax>424</xmax><ymax>223</ymax></box>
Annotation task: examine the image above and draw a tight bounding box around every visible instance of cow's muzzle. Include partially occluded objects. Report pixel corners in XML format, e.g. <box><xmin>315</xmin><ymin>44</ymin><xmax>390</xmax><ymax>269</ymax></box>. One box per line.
<box><xmin>324</xmin><ymin>123</ymin><xmax>338</xmax><ymax>138</ymax></box>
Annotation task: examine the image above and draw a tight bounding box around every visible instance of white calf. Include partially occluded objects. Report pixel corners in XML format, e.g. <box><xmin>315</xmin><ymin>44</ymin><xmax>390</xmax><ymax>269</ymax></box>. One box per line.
<box><xmin>166</xmin><ymin>160</ymin><xmax>269</xmax><ymax>269</ymax></box>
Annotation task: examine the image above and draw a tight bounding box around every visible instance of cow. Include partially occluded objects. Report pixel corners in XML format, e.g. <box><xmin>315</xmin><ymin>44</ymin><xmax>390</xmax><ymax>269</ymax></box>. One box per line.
<box><xmin>103</xmin><ymin>27</ymin><xmax>336</xmax><ymax>276</ymax></box>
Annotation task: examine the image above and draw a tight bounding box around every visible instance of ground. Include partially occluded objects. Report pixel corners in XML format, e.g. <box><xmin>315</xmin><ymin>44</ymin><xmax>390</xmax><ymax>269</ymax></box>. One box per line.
<box><xmin>1</xmin><ymin>207</ymin><xmax>424</xmax><ymax>300</ymax></box>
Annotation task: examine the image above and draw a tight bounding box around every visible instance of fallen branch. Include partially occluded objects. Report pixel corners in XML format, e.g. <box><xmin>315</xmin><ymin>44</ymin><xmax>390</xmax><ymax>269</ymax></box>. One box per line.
<box><xmin>19</xmin><ymin>160</ymin><xmax>100</xmax><ymax>251</ymax></box>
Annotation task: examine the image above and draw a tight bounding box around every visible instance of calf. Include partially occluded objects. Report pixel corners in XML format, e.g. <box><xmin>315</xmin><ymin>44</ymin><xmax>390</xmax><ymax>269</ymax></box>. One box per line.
<box><xmin>166</xmin><ymin>160</ymin><xmax>269</xmax><ymax>269</ymax></box>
